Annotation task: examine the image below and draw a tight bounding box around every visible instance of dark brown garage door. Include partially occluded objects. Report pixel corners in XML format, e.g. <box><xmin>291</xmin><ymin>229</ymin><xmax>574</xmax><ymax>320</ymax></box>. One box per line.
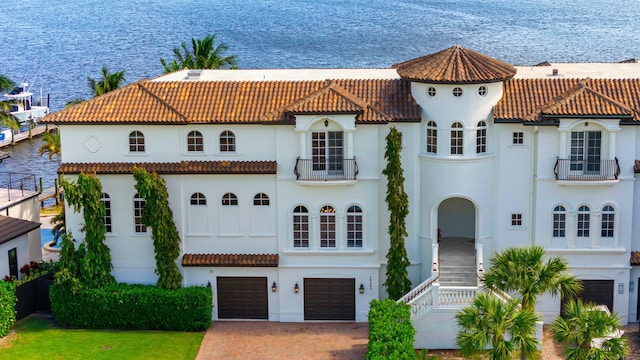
<box><xmin>217</xmin><ymin>277</ymin><xmax>268</xmax><ymax>319</ymax></box>
<box><xmin>304</xmin><ymin>278</ymin><xmax>355</xmax><ymax>320</ymax></box>
<box><xmin>580</xmin><ymin>280</ymin><xmax>614</xmax><ymax>311</ymax></box>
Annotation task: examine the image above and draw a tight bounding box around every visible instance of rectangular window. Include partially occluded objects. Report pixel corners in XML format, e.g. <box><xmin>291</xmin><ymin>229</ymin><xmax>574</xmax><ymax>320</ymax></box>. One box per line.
<box><xmin>102</xmin><ymin>195</ymin><xmax>112</xmax><ymax>233</ymax></box>
<box><xmin>293</xmin><ymin>213</ymin><xmax>309</xmax><ymax>248</ymax></box>
<box><xmin>601</xmin><ymin>212</ymin><xmax>614</xmax><ymax>237</ymax></box>
<box><xmin>320</xmin><ymin>214</ymin><xmax>336</xmax><ymax>248</ymax></box>
<box><xmin>347</xmin><ymin>214</ymin><xmax>363</xmax><ymax>248</ymax></box>
<box><xmin>450</xmin><ymin>129</ymin><xmax>463</xmax><ymax>154</ymax></box>
<box><xmin>134</xmin><ymin>195</ymin><xmax>147</xmax><ymax>233</ymax></box>
<box><xmin>476</xmin><ymin>128</ymin><xmax>486</xmax><ymax>153</ymax></box>
<box><xmin>570</xmin><ymin>131</ymin><xmax>601</xmax><ymax>173</ymax></box>
<box><xmin>312</xmin><ymin>131</ymin><xmax>343</xmax><ymax>172</ymax></box>
<box><xmin>8</xmin><ymin>248</ymin><xmax>18</xmax><ymax>279</ymax></box>
<box><xmin>426</xmin><ymin>127</ymin><xmax>437</xmax><ymax>154</ymax></box>
<box><xmin>511</xmin><ymin>213</ymin><xmax>523</xmax><ymax>226</ymax></box>
<box><xmin>513</xmin><ymin>132</ymin><xmax>524</xmax><ymax>145</ymax></box>
<box><xmin>577</xmin><ymin>213</ymin><xmax>590</xmax><ymax>237</ymax></box>
<box><xmin>553</xmin><ymin>213</ymin><xmax>566</xmax><ymax>237</ymax></box>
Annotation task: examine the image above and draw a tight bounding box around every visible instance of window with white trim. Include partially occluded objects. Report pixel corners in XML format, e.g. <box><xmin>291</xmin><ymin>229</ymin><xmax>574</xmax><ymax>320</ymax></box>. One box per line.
<box><xmin>101</xmin><ymin>193</ymin><xmax>112</xmax><ymax>233</ymax></box>
<box><xmin>293</xmin><ymin>206</ymin><xmax>309</xmax><ymax>248</ymax></box>
<box><xmin>190</xmin><ymin>192</ymin><xmax>207</xmax><ymax>205</ymax></box>
<box><xmin>453</xmin><ymin>87</ymin><xmax>463</xmax><ymax>97</ymax></box>
<box><xmin>320</xmin><ymin>205</ymin><xmax>336</xmax><ymax>248</ymax></box>
<box><xmin>553</xmin><ymin>205</ymin><xmax>566</xmax><ymax>237</ymax></box>
<box><xmin>347</xmin><ymin>205</ymin><xmax>363</xmax><ymax>248</ymax></box>
<box><xmin>129</xmin><ymin>131</ymin><xmax>145</xmax><ymax>152</ymax></box>
<box><xmin>253</xmin><ymin>193</ymin><xmax>270</xmax><ymax>206</ymax></box>
<box><xmin>426</xmin><ymin>121</ymin><xmax>437</xmax><ymax>154</ymax></box>
<box><xmin>601</xmin><ymin>205</ymin><xmax>614</xmax><ymax>238</ymax></box>
<box><xmin>133</xmin><ymin>193</ymin><xmax>146</xmax><ymax>233</ymax></box>
<box><xmin>577</xmin><ymin>205</ymin><xmax>590</xmax><ymax>237</ymax></box>
<box><xmin>220</xmin><ymin>131</ymin><xmax>236</xmax><ymax>152</ymax></box>
<box><xmin>187</xmin><ymin>131</ymin><xmax>204</xmax><ymax>152</ymax></box>
<box><xmin>511</xmin><ymin>213</ymin><xmax>522</xmax><ymax>227</ymax></box>
<box><xmin>513</xmin><ymin>132</ymin><xmax>524</xmax><ymax>145</ymax></box>
<box><xmin>450</xmin><ymin>122</ymin><xmax>463</xmax><ymax>155</ymax></box>
<box><xmin>221</xmin><ymin>193</ymin><xmax>238</xmax><ymax>206</ymax></box>
<box><xmin>476</xmin><ymin>121</ymin><xmax>486</xmax><ymax>154</ymax></box>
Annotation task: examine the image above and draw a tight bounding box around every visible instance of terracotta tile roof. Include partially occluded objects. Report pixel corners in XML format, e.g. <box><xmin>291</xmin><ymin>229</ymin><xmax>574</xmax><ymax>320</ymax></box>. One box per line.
<box><xmin>631</xmin><ymin>251</ymin><xmax>640</xmax><ymax>266</ymax></box>
<box><xmin>43</xmin><ymin>79</ymin><xmax>420</xmax><ymax>125</ymax></box>
<box><xmin>393</xmin><ymin>46</ymin><xmax>517</xmax><ymax>84</ymax></box>
<box><xmin>182</xmin><ymin>253</ymin><xmax>279</xmax><ymax>267</ymax></box>
<box><xmin>58</xmin><ymin>161</ymin><xmax>277</xmax><ymax>175</ymax></box>
<box><xmin>0</xmin><ymin>215</ymin><xmax>41</xmax><ymax>245</ymax></box>
<box><xmin>494</xmin><ymin>78</ymin><xmax>640</xmax><ymax>122</ymax></box>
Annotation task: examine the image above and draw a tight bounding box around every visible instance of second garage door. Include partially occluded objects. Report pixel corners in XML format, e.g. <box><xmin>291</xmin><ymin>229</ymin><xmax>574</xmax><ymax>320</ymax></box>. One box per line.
<box><xmin>217</xmin><ymin>277</ymin><xmax>268</xmax><ymax>319</ymax></box>
<box><xmin>304</xmin><ymin>278</ymin><xmax>355</xmax><ymax>320</ymax></box>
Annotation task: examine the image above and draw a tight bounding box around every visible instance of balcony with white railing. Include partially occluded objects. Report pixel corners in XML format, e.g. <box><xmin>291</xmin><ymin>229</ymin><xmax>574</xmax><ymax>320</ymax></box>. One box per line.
<box><xmin>294</xmin><ymin>157</ymin><xmax>358</xmax><ymax>183</ymax></box>
<box><xmin>554</xmin><ymin>158</ymin><xmax>620</xmax><ymax>183</ymax></box>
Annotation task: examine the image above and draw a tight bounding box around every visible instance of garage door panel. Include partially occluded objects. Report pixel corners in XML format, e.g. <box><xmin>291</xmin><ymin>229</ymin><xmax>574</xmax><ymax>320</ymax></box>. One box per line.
<box><xmin>217</xmin><ymin>277</ymin><xmax>268</xmax><ymax>319</ymax></box>
<box><xmin>304</xmin><ymin>278</ymin><xmax>355</xmax><ymax>320</ymax></box>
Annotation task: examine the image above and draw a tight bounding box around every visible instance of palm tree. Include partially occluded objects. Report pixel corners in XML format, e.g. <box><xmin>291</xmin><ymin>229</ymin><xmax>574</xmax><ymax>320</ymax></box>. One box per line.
<box><xmin>551</xmin><ymin>299</ymin><xmax>628</xmax><ymax>360</ymax></box>
<box><xmin>0</xmin><ymin>74</ymin><xmax>14</xmax><ymax>93</ymax></box>
<box><xmin>39</xmin><ymin>128</ymin><xmax>61</xmax><ymax>165</ymax></box>
<box><xmin>483</xmin><ymin>245</ymin><xmax>581</xmax><ymax>312</ymax></box>
<box><xmin>160</xmin><ymin>34</ymin><xmax>238</xmax><ymax>73</ymax></box>
<box><xmin>0</xmin><ymin>100</ymin><xmax>20</xmax><ymax>144</ymax></box>
<box><xmin>456</xmin><ymin>292</ymin><xmax>540</xmax><ymax>360</ymax></box>
<box><xmin>87</xmin><ymin>66</ymin><xmax>126</xmax><ymax>97</ymax></box>
<box><xmin>64</xmin><ymin>98</ymin><xmax>85</xmax><ymax>108</ymax></box>
<box><xmin>50</xmin><ymin>206</ymin><xmax>66</xmax><ymax>245</ymax></box>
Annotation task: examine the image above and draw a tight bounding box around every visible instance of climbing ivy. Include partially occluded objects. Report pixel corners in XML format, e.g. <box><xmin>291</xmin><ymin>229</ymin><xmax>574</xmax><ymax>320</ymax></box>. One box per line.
<box><xmin>133</xmin><ymin>167</ymin><xmax>183</xmax><ymax>290</ymax></box>
<box><xmin>60</xmin><ymin>174</ymin><xmax>115</xmax><ymax>289</ymax></box>
<box><xmin>382</xmin><ymin>127</ymin><xmax>411</xmax><ymax>300</ymax></box>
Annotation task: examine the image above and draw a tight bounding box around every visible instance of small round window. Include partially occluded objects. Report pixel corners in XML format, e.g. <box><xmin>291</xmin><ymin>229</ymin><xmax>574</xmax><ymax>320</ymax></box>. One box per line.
<box><xmin>453</xmin><ymin>87</ymin><xmax>463</xmax><ymax>97</ymax></box>
<box><xmin>478</xmin><ymin>86</ymin><xmax>487</xmax><ymax>96</ymax></box>
<box><xmin>426</xmin><ymin>87</ymin><xmax>437</xmax><ymax>97</ymax></box>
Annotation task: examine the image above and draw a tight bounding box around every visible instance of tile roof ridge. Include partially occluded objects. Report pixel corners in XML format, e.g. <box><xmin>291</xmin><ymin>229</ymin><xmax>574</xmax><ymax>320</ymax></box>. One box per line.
<box><xmin>134</xmin><ymin>82</ymin><xmax>188</xmax><ymax>123</ymax></box>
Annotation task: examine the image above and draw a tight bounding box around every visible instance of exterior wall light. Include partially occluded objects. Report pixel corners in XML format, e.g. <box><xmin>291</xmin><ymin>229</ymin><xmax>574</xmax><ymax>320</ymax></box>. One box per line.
<box><xmin>272</xmin><ymin>281</ymin><xmax>277</xmax><ymax>293</ymax></box>
<box><xmin>359</xmin><ymin>283</ymin><xmax>365</xmax><ymax>294</ymax></box>
<box><xmin>630</xmin><ymin>281</ymin><xmax>635</xmax><ymax>293</ymax></box>
<box><xmin>294</xmin><ymin>282</ymin><xmax>299</xmax><ymax>294</ymax></box>
<box><xmin>324</xmin><ymin>119</ymin><xmax>329</xmax><ymax>127</ymax></box>
<box><xmin>619</xmin><ymin>282</ymin><xmax>624</xmax><ymax>294</ymax></box>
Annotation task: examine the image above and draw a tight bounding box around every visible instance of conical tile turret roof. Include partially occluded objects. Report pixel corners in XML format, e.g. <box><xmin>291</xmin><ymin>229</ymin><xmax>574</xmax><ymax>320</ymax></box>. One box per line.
<box><xmin>393</xmin><ymin>46</ymin><xmax>516</xmax><ymax>84</ymax></box>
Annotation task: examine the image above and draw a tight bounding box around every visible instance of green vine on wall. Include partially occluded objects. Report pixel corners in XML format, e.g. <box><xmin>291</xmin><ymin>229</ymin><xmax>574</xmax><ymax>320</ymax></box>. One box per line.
<box><xmin>133</xmin><ymin>167</ymin><xmax>183</xmax><ymax>290</ymax></box>
<box><xmin>60</xmin><ymin>174</ymin><xmax>115</xmax><ymax>289</ymax></box>
<box><xmin>382</xmin><ymin>127</ymin><xmax>411</xmax><ymax>300</ymax></box>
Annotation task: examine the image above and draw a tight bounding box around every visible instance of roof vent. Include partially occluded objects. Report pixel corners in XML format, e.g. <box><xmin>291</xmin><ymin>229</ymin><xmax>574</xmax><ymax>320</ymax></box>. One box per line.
<box><xmin>552</xmin><ymin>69</ymin><xmax>558</xmax><ymax>76</ymax></box>
<box><xmin>186</xmin><ymin>70</ymin><xmax>202</xmax><ymax>80</ymax></box>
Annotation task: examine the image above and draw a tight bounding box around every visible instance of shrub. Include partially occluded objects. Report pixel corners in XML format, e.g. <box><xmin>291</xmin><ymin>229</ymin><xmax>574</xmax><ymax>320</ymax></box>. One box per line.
<box><xmin>367</xmin><ymin>298</ymin><xmax>415</xmax><ymax>360</ymax></box>
<box><xmin>0</xmin><ymin>281</ymin><xmax>16</xmax><ymax>337</ymax></box>
<box><xmin>51</xmin><ymin>283</ymin><xmax>211</xmax><ymax>331</ymax></box>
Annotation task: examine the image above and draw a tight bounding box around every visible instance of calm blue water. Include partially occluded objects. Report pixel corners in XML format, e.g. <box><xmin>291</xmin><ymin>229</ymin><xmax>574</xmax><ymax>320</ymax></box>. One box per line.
<box><xmin>1</xmin><ymin>0</ymin><xmax>639</xmax><ymax>182</ymax></box>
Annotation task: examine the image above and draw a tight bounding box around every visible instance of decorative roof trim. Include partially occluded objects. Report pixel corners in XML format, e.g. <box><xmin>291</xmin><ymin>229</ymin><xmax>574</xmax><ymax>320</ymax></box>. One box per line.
<box><xmin>58</xmin><ymin>161</ymin><xmax>278</xmax><ymax>175</ymax></box>
<box><xmin>182</xmin><ymin>253</ymin><xmax>279</xmax><ymax>267</ymax></box>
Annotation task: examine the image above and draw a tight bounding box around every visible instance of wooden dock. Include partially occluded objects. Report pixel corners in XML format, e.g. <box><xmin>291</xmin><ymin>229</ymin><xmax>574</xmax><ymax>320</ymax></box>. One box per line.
<box><xmin>0</xmin><ymin>125</ymin><xmax>56</xmax><ymax>149</ymax></box>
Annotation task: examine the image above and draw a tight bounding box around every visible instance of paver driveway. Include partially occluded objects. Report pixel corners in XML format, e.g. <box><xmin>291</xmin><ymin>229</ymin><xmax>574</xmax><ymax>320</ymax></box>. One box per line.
<box><xmin>196</xmin><ymin>321</ymin><xmax>368</xmax><ymax>360</ymax></box>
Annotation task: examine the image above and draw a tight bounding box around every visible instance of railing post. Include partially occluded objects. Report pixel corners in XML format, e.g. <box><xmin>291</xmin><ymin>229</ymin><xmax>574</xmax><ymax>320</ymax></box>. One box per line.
<box><xmin>432</xmin><ymin>283</ymin><xmax>440</xmax><ymax>307</ymax></box>
<box><xmin>54</xmin><ymin>179</ymin><xmax>59</xmax><ymax>205</ymax></box>
<box><xmin>39</xmin><ymin>177</ymin><xmax>43</xmax><ymax>192</ymax></box>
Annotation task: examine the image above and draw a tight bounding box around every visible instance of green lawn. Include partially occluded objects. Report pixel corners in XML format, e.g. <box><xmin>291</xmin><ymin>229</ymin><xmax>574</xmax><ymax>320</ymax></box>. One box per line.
<box><xmin>0</xmin><ymin>316</ymin><xmax>204</xmax><ymax>360</ymax></box>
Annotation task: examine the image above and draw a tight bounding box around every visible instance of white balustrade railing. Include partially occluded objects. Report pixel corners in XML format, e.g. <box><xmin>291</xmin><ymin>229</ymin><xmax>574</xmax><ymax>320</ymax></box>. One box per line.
<box><xmin>406</xmin><ymin>284</ymin><xmax>436</xmax><ymax>318</ymax></box>
<box><xmin>437</xmin><ymin>287</ymin><xmax>479</xmax><ymax>306</ymax></box>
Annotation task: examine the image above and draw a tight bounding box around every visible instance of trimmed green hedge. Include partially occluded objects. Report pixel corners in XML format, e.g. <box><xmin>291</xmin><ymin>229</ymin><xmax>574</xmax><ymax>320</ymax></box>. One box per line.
<box><xmin>0</xmin><ymin>281</ymin><xmax>17</xmax><ymax>337</ymax></box>
<box><xmin>367</xmin><ymin>299</ymin><xmax>416</xmax><ymax>360</ymax></box>
<box><xmin>50</xmin><ymin>283</ymin><xmax>211</xmax><ymax>331</ymax></box>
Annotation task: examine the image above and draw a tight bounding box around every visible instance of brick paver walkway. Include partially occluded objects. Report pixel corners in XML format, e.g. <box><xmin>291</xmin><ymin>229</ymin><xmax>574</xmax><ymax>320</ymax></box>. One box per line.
<box><xmin>196</xmin><ymin>322</ymin><xmax>368</xmax><ymax>360</ymax></box>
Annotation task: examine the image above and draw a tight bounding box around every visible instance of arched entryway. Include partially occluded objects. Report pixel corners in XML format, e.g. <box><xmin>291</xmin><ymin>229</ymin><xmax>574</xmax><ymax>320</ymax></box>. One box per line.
<box><xmin>437</xmin><ymin>197</ymin><xmax>477</xmax><ymax>286</ymax></box>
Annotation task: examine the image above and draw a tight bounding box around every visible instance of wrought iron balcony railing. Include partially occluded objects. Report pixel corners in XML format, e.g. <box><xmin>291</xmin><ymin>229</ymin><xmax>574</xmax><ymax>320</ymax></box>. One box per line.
<box><xmin>554</xmin><ymin>158</ymin><xmax>620</xmax><ymax>181</ymax></box>
<box><xmin>294</xmin><ymin>158</ymin><xmax>358</xmax><ymax>181</ymax></box>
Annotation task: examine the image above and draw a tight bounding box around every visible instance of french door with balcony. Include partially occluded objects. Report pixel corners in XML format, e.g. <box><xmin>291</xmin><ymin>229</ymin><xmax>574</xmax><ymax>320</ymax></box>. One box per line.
<box><xmin>312</xmin><ymin>131</ymin><xmax>343</xmax><ymax>174</ymax></box>
<box><xmin>570</xmin><ymin>131</ymin><xmax>601</xmax><ymax>175</ymax></box>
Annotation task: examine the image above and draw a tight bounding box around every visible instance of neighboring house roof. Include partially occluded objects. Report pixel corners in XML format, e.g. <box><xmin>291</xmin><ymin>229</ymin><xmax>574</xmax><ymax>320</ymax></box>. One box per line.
<box><xmin>494</xmin><ymin>78</ymin><xmax>640</xmax><ymax>123</ymax></box>
<box><xmin>393</xmin><ymin>45</ymin><xmax>517</xmax><ymax>84</ymax></box>
<box><xmin>182</xmin><ymin>253</ymin><xmax>279</xmax><ymax>267</ymax></box>
<box><xmin>58</xmin><ymin>161</ymin><xmax>277</xmax><ymax>175</ymax></box>
<box><xmin>42</xmin><ymin>79</ymin><xmax>421</xmax><ymax>125</ymax></box>
<box><xmin>0</xmin><ymin>215</ymin><xmax>40</xmax><ymax>245</ymax></box>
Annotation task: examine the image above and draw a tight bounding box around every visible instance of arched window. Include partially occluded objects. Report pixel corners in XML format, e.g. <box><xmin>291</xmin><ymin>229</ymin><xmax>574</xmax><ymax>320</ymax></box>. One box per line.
<box><xmin>293</xmin><ymin>206</ymin><xmax>309</xmax><ymax>248</ymax></box>
<box><xmin>101</xmin><ymin>193</ymin><xmax>112</xmax><ymax>233</ymax></box>
<box><xmin>552</xmin><ymin>205</ymin><xmax>566</xmax><ymax>238</ymax></box>
<box><xmin>320</xmin><ymin>205</ymin><xmax>336</xmax><ymax>248</ymax></box>
<box><xmin>129</xmin><ymin>131</ymin><xmax>145</xmax><ymax>152</ymax></box>
<box><xmin>221</xmin><ymin>192</ymin><xmax>238</xmax><ymax>206</ymax></box>
<box><xmin>426</xmin><ymin>121</ymin><xmax>437</xmax><ymax>154</ymax></box>
<box><xmin>187</xmin><ymin>131</ymin><xmax>204</xmax><ymax>152</ymax></box>
<box><xmin>601</xmin><ymin>205</ymin><xmax>615</xmax><ymax>238</ymax></box>
<box><xmin>476</xmin><ymin>121</ymin><xmax>486</xmax><ymax>154</ymax></box>
<box><xmin>190</xmin><ymin>192</ymin><xmax>207</xmax><ymax>205</ymax></box>
<box><xmin>451</xmin><ymin>122</ymin><xmax>463</xmax><ymax>155</ymax></box>
<box><xmin>133</xmin><ymin>193</ymin><xmax>146</xmax><ymax>233</ymax></box>
<box><xmin>253</xmin><ymin>193</ymin><xmax>270</xmax><ymax>206</ymax></box>
<box><xmin>347</xmin><ymin>205</ymin><xmax>363</xmax><ymax>248</ymax></box>
<box><xmin>577</xmin><ymin>205</ymin><xmax>590</xmax><ymax>237</ymax></box>
<box><xmin>220</xmin><ymin>131</ymin><xmax>236</xmax><ymax>152</ymax></box>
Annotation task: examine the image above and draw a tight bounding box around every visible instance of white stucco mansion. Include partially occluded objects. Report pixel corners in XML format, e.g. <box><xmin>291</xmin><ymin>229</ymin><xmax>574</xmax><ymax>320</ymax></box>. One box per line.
<box><xmin>44</xmin><ymin>46</ymin><xmax>640</xmax><ymax>348</ymax></box>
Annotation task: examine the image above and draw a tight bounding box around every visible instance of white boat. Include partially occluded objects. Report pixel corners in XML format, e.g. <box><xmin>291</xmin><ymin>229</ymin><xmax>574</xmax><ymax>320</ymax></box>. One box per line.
<box><xmin>4</xmin><ymin>81</ymin><xmax>49</xmax><ymax>128</ymax></box>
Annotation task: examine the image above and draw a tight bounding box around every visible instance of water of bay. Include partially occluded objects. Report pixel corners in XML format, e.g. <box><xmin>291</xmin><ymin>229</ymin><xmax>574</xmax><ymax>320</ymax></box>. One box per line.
<box><xmin>1</xmin><ymin>0</ymin><xmax>639</xmax><ymax>185</ymax></box>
